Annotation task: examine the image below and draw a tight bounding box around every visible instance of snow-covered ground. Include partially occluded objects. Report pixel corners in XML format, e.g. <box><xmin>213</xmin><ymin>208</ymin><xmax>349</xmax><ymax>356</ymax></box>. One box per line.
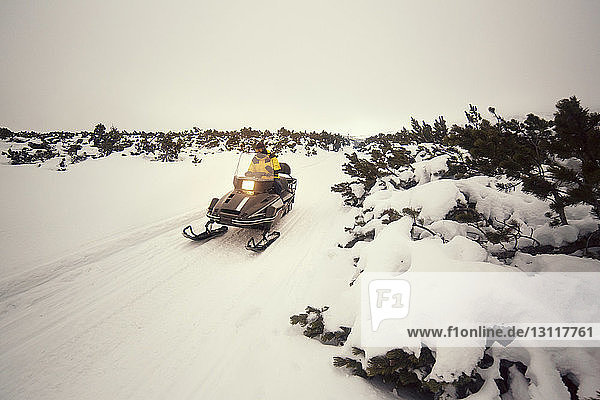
<box><xmin>0</xmin><ymin>152</ymin><xmax>233</xmax><ymax>278</ymax></box>
<box><xmin>0</xmin><ymin>151</ymin><xmax>391</xmax><ymax>400</ymax></box>
<box><xmin>2</xmin><ymin>148</ymin><xmax>600</xmax><ymax>399</ymax></box>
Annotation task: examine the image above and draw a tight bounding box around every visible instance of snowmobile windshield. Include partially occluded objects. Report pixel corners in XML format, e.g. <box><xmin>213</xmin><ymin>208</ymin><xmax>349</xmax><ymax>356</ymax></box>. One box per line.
<box><xmin>234</xmin><ymin>152</ymin><xmax>275</xmax><ymax>182</ymax></box>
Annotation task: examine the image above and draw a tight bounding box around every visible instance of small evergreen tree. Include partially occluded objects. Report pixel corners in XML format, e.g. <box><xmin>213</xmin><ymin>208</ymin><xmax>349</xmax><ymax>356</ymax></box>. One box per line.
<box><xmin>0</xmin><ymin>127</ymin><xmax>13</xmax><ymax>140</ymax></box>
<box><xmin>553</xmin><ymin>96</ymin><xmax>600</xmax><ymax>218</ymax></box>
<box><xmin>157</xmin><ymin>132</ymin><xmax>184</xmax><ymax>161</ymax></box>
<box><xmin>93</xmin><ymin>124</ymin><xmax>123</xmax><ymax>156</ymax></box>
<box><xmin>446</xmin><ymin>99</ymin><xmax>600</xmax><ymax>225</ymax></box>
<box><xmin>92</xmin><ymin>123</ymin><xmax>105</xmax><ymax>142</ymax></box>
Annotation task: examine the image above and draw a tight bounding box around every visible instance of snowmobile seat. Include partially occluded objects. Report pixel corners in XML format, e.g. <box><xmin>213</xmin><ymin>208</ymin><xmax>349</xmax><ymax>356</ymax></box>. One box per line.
<box><xmin>279</xmin><ymin>162</ymin><xmax>291</xmax><ymax>175</ymax></box>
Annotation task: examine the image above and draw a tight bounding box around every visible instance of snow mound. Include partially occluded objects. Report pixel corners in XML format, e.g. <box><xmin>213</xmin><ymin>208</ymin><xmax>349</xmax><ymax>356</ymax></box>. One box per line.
<box><xmin>357</xmin><ymin>217</ymin><xmax>413</xmax><ymax>273</ymax></box>
<box><xmin>364</xmin><ymin>179</ymin><xmax>465</xmax><ymax>224</ymax></box>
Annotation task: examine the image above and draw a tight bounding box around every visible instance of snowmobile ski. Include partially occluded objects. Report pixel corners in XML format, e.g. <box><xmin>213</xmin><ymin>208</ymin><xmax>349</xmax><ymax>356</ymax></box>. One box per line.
<box><xmin>182</xmin><ymin>222</ymin><xmax>228</xmax><ymax>241</ymax></box>
<box><xmin>245</xmin><ymin>230</ymin><xmax>281</xmax><ymax>252</ymax></box>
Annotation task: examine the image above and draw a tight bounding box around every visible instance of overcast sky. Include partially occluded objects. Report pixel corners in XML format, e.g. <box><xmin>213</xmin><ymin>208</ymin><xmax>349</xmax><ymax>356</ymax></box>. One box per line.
<box><xmin>1</xmin><ymin>0</ymin><xmax>599</xmax><ymax>136</ymax></box>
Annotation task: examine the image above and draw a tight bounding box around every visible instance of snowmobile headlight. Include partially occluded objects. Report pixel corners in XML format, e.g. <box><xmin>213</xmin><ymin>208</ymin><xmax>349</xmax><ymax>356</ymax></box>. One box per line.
<box><xmin>241</xmin><ymin>180</ymin><xmax>255</xmax><ymax>191</ymax></box>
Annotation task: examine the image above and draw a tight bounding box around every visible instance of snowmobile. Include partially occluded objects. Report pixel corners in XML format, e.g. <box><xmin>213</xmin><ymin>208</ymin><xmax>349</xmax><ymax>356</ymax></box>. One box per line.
<box><xmin>182</xmin><ymin>153</ymin><xmax>297</xmax><ymax>252</ymax></box>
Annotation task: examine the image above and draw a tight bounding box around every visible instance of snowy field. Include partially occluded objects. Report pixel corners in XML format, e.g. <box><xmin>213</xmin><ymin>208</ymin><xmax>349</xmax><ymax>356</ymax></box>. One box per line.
<box><xmin>2</xmin><ymin>149</ymin><xmax>600</xmax><ymax>400</ymax></box>
<box><xmin>0</xmin><ymin>151</ymin><xmax>391</xmax><ymax>400</ymax></box>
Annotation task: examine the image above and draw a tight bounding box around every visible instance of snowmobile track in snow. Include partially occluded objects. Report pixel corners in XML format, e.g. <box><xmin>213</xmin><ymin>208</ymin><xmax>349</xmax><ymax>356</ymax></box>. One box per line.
<box><xmin>0</xmin><ymin>152</ymin><xmax>389</xmax><ymax>400</ymax></box>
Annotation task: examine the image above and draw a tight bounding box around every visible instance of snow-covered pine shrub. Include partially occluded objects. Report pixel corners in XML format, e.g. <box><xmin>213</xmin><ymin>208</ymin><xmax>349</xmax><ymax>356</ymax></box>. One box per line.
<box><xmin>412</xmin><ymin>116</ymin><xmax>449</xmax><ymax>144</ymax></box>
<box><xmin>331</xmin><ymin>144</ymin><xmax>414</xmax><ymax>207</ymax></box>
<box><xmin>0</xmin><ymin>126</ymin><xmax>13</xmax><ymax>140</ymax></box>
<box><xmin>400</xmin><ymin>206</ymin><xmax>450</xmax><ymax>243</ymax></box>
<box><xmin>321</xmin><ymin>106</ymin><xmax>600</xmax><ymax>399</ymax></box>
<box><xmin>157</xmin><ymin>132</ymin><xmax>184</xmax><ymax>162</ymax></box>
<box><xmin>133</xmin><ymin>135</ymin><xmax>156</xmax><ymax>156</ymax></box>
<box><xmin>332</xmin><ymin>354</ymin><xmax>368</xmax><ymax>379</ymax></box>
<box><xmin>307</xmin><ymin>129</ymin><xmax>349</xmax><ymax>151</ymax></box>
<box><xmin>381</xmin><ymin>208</ymin><xmax>403</xmax><ymax>224</ymax></box>
<box><xmin>442</xmin><ymin>202</ymin><xmax>541</xmax><ymax>252</ymax></box>
<box><xmin>331</xmin><ymin>117</ymin><xmax>454</xmax><ymax>209</ymax></box>
<box><xmin>92</xmin><ymin>124</ymin><xmax>125</xmax><ymax>156</ymax></box>
<box><xmin>66</xmin><ymin>143</ymin><xmax>80</xmax><ymax>160</ymax></box>
<box><xmin>289</xmin><ymin>306</ymin><xmax>351</xmax><ymax>346</ymax></box>
<box><xmin>447</xmin><ymin>97</ymin><xmax>600</xmax><ymax>225</ymax></box>
<box><xmin>337</xmin><ymin>147</ymin><xmax>592</xmax><ymax>260</ymax></box>
<box><xmin>1</xmin><ymin>125</ymin><xmax>350</xmax><ymax>168</ymax></box>
<box><xmin>27</xmin><ymin>138</ymin><xmax>51</xmax><ymax>150</ymax></box>
<box><xmin>331</xmin><ymin>181</ymin><xmax>369</xmax><ymax>207</ymax></box>
<box><xmin>57</xmin><ymin>157</ymin><xmax>67</xmax><ymax>171</ymax></box>
<box><xmin>66</xmin><ymin>143</ymin><xmax>89</xmax><ymax>163</ymax></box>
<box><xmin>553</xmin><ymin>97</ymin><xmax>600</xmax><ymax>220</ymax></box>
<box><xmin>4</xmin><ymin>146</ymin><xmax>57</xmax><ymax>165</ymax></box>
<box><xmin>224</xmin><ymin>135</ymin><xmax>239</xmax><ymax>151</ymax></box>
<box><xmin>333</xmin><ymin>346</ymin><xmax>498</xmax><ymax>399</ymax></box>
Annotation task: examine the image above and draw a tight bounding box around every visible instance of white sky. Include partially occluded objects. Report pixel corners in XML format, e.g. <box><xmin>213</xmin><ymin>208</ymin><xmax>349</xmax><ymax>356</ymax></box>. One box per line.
<box><xmin>1</xmin><ymin>0</ymin><xmax>599</xmax><ymax>136</ymax></box>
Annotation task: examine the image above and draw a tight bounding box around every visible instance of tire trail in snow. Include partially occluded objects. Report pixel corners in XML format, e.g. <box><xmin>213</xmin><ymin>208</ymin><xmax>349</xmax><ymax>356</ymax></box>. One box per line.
<box><xmin>0</xmin><ymin>209</ymin><xmax>208</xmax><ymax>301</ymax></box>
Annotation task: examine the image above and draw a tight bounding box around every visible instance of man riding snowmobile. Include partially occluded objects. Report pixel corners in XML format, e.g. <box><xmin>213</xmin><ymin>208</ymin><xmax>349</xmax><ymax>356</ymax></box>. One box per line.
<box><xmin>181</xmin><ymin>141</ymin><xmax>296</xmax><ymax>252</ymax></box>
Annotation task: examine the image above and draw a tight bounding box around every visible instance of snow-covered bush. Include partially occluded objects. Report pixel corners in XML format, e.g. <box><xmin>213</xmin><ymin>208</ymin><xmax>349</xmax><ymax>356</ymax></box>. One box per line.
<box><xmin>321</xmin><ymin>101</ymin><xmax>600</xmax><ymax>399</ymax></box>
<box><xmin>3</xmin><ymin>146</ymin><xmax>57</xmax><ymax>165</ymax></box>
<box><xmin>92</xmin><ymin>124</ymin><xmax>126</xmax><ymax>156</ymax></box>
<box><xmin>157</xmin><ymin>132</ymin><xmax>184</xmax><ymax>162</ymax></box>
<box><xmin>0</xmin><ymin>124</ymin><xmax>351</xmax><ymax>168</ymax></box>
<box><xmin>290</xmin><ymin>306</ymin><xmax>351</xmax><ymax>346</ymax></box>
<box><xmin>447</xmin><ymin>97</ymin><xmax>600</xmax><ymax>224</ymax></box>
